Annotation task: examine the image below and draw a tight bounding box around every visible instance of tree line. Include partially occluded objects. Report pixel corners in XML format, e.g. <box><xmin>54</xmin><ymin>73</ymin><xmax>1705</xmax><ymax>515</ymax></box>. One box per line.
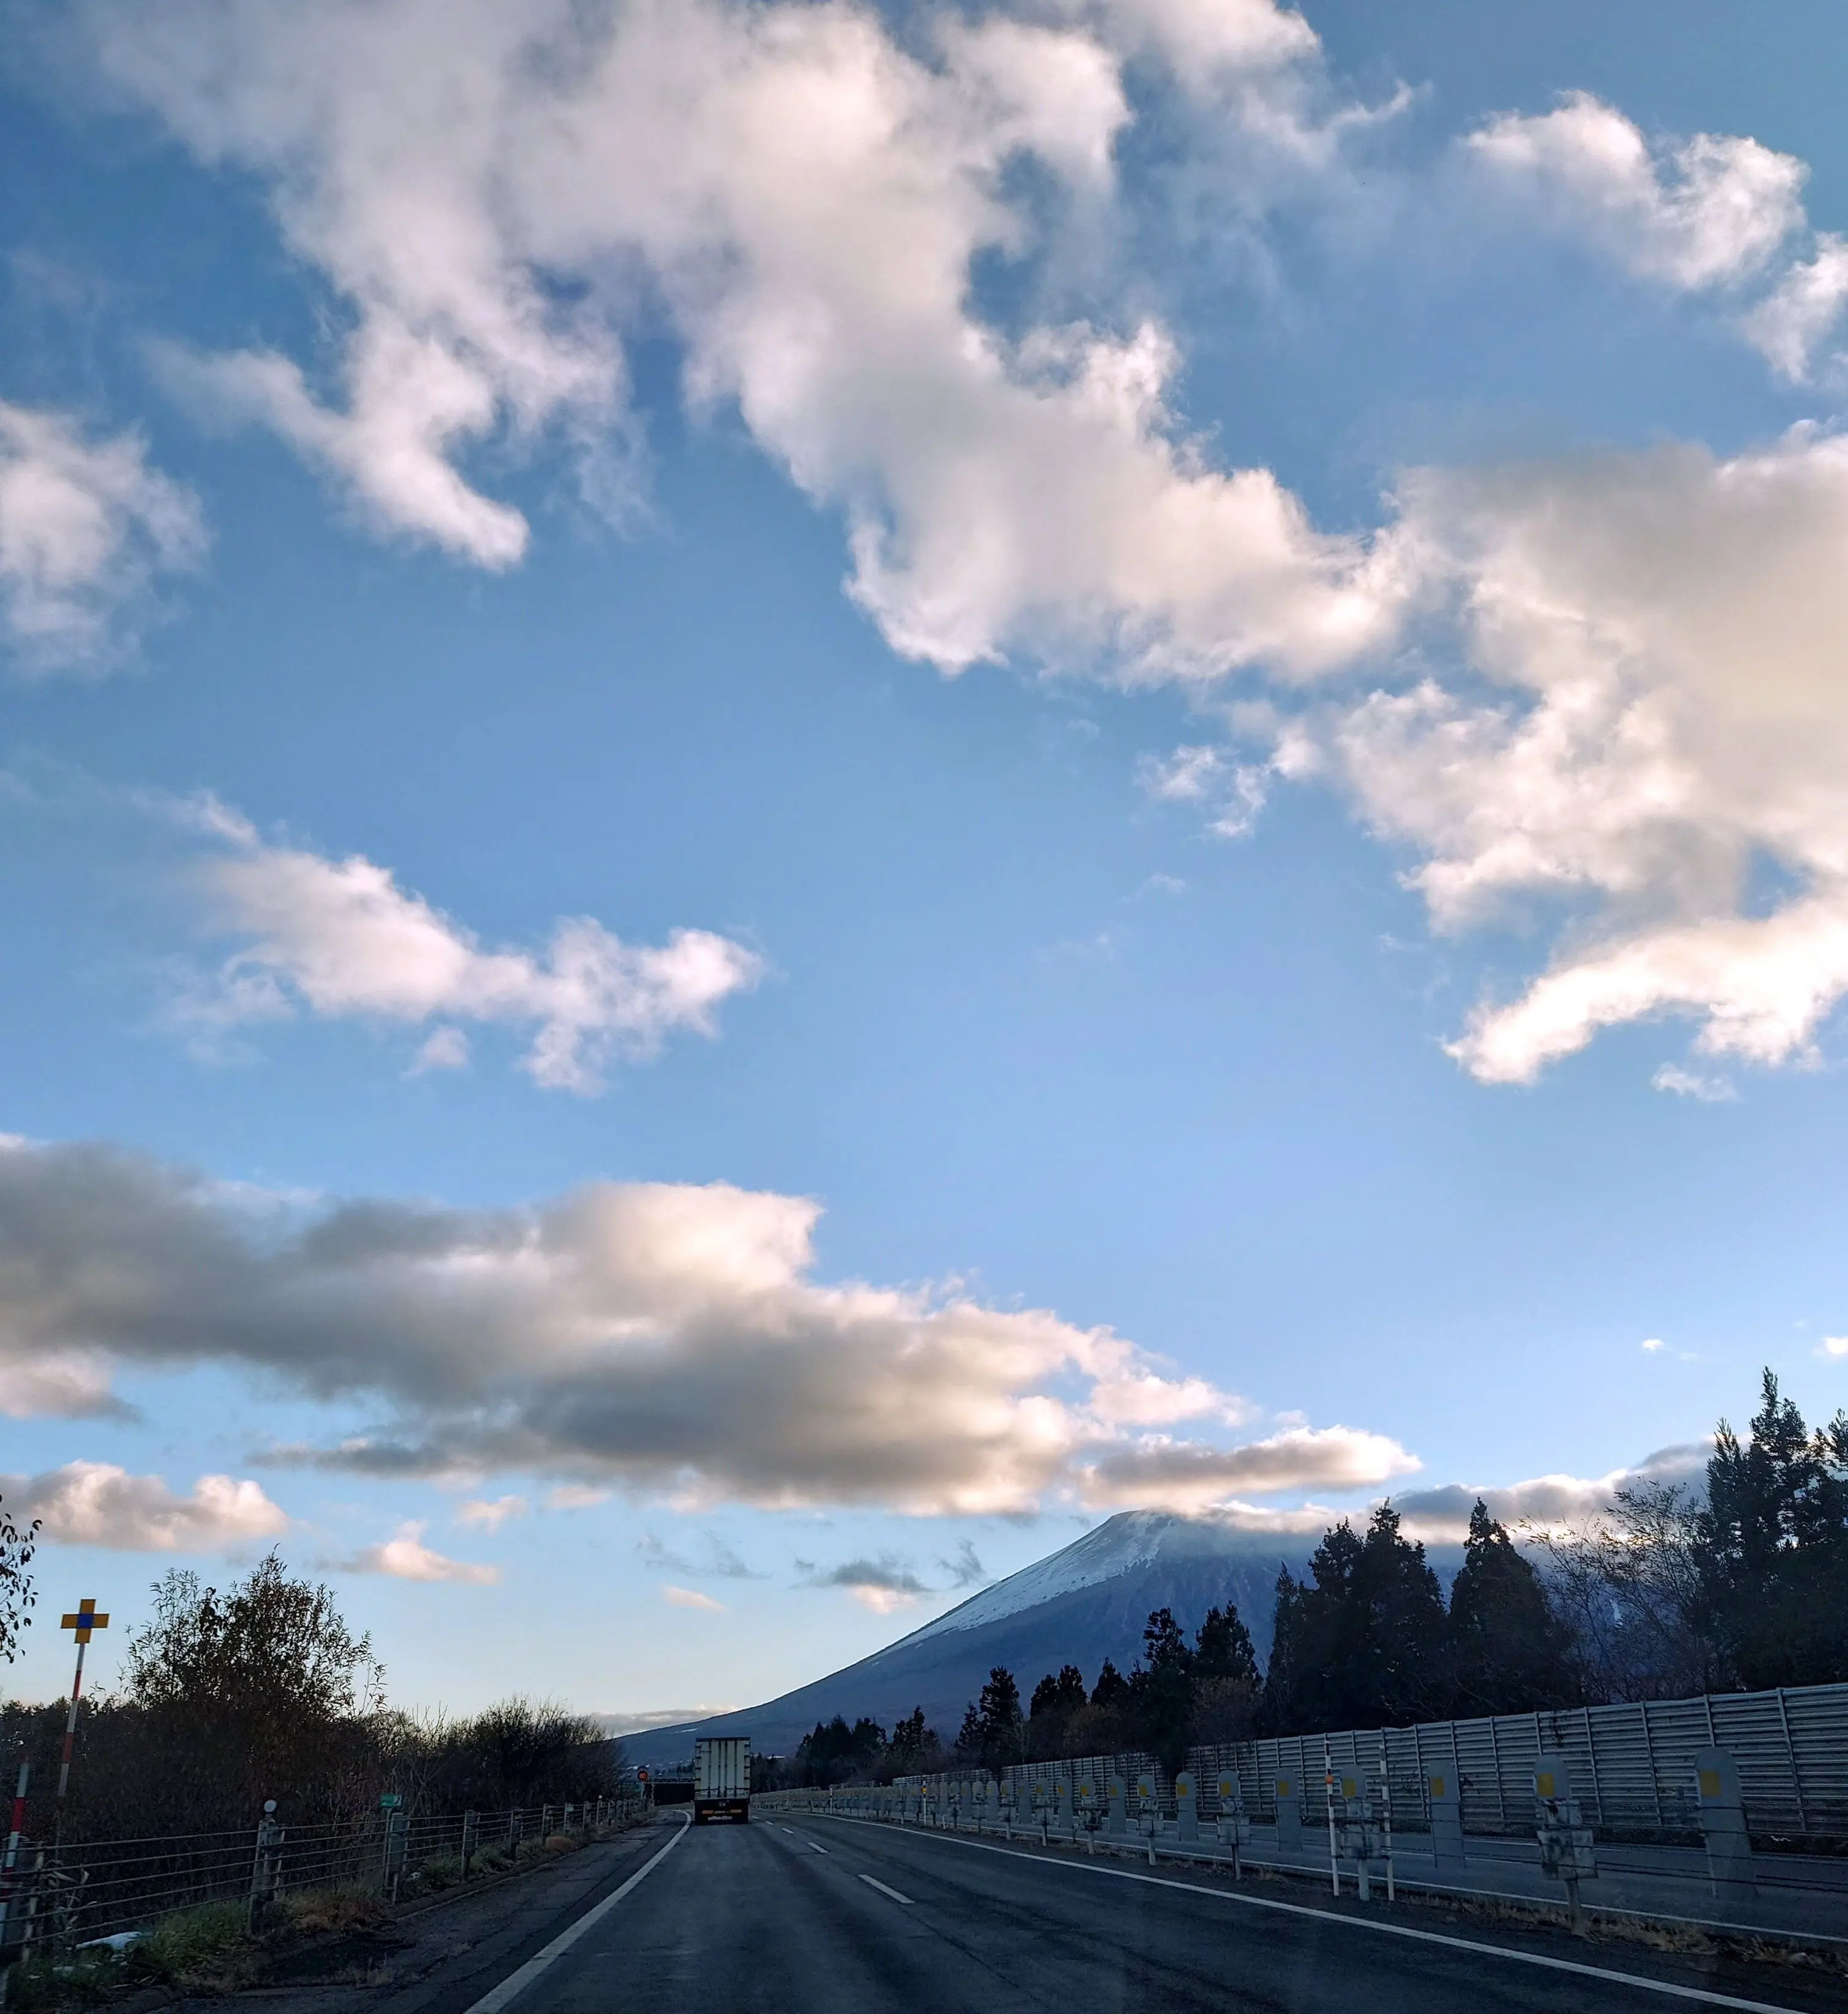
<box><xmin>0</xmin><ymin>1554</ymin><xmax>622</xmax><ymax>1840</ymax></box>
<box><xmin>777</xmin><ymin>1370</ymin><xmax>1848</xmax><ymax>1785</ymax></box>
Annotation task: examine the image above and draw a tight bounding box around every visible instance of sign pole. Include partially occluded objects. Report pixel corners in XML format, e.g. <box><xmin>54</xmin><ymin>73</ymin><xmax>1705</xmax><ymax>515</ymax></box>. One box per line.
<box><xmin>56</xmin><ymin>1600</ymin><xmax>110</xmax><ymax>1807</ymax></box>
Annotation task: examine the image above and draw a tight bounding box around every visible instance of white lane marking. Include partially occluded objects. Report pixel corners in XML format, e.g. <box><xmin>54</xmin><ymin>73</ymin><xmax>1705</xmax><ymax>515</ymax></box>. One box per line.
<box><xmin>807</xmin><ymin>1839</ymin><xmax>829</xmax><ymax>1854</ymax></box>
<box><xmin>780</xmin><ymin>1825</ymin><xmax>796</xmax><ymax>1834</ymax></box>
<box><xmin>858</xmin><ymin>1874</ymin><xmax>914</xmax><ymax>1906</ymax></box>
<box><xmin>820</xmin><ymin>1820</ymin><xmax>1805</xmax><ymax>2014</ymax></box>
<box><xmin>461</xmin><ymin>1819</ymin><xmax>689</xmax><ymax>2014</ymax></box>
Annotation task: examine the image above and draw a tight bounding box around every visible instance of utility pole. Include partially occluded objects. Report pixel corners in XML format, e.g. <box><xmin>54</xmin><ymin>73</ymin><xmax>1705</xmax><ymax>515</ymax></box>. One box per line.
<box><xmin>56</xmin><ymin>1599</ymin><xmax>109</xmax><ymax>1807</ymax></box>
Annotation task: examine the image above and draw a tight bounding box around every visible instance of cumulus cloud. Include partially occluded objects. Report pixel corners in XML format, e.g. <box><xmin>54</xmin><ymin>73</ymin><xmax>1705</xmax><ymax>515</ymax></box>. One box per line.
<box><xmin>169</xmin><ymin>802</ymin><xmax>760</xmax><ymax>1091</ymax></box>
<box><xmin>1389</xmin><ymin>1441</ymin><xmax>1710</xmax><ymax>1543</ymax></box>
<box><xmin>1079</xmin><ymin>1424</ymin><xmax>1420</xmax><ymax>1512</ymax></box>
<box><xmin>1819</xmin><ymin>1335</ymin><xmax>1848</xmax><ymax>1359</ymax></box>
<box><xmin>2</xmin><ymin>1460</ymin><xmax>288</xmax><ymax>1551</ymax></box>
<box><xmin>0</xmin><ymin>401</ymin><xmax>205</xmax><ymax>669</ymax></box>
<box><xmin>86</xmin><ymin>0</ymin><xmax>1393</xmax><ymax>677</ymax></box>
<box><xmin>1468</xmin><ymin>93</ymin><xmax>1804</xmax><ymax>292</ymax></box>
<box><xmin>1316</xmin><ymin>432</ymin><xmax>1848</xmax><ymax>1083</ymax></box>
<box><xmin>1743</xmin><ymin>235</ymin><xmax>1848</xmax><ymax>382</ymax></box>
<box><xmin>456</xmin><ymin>1493</ymin><xmax>527</xmax><ymax>1530</ymax></box>
<box><xmin>1464</xmin><ymin>93</ymin><xmax>1848</xmax><ymax>381</ymax></box>
<box><xmin>0</xmin><ymin>1136</ymin><xmax>1415</xmax><ymax>1516</ymax></box>
<box><xmin>342</xmin><ymin>1520</ymin><xmax>499</xmax><ymax>1582</ymax></box>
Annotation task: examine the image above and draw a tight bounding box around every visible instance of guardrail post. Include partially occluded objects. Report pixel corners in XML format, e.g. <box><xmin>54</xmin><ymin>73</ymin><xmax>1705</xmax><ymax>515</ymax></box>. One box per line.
<box><xmin>461</xmin><ymin>1810</ymin><xmax>479</xmax><ymax>1880</ymax></box>
<box><xmin>249</xmin><ymin>1800</ymin><xmax>283</xmax><ymax>1928</ymax></box>
<box><xmin>1694</xmin><ymin>1748</ymin><xmax>1755</xmax><ymax>1903</ymax></box>
<box><xmin>1428</xmin><ymin>1769</ymin><xmax>1464</xmax><ymax>1866</ymax></box>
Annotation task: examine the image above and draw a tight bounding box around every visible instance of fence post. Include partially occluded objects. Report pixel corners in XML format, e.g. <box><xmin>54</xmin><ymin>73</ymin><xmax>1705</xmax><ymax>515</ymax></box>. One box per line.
<box><xmin>382</xmin><ymin>1810</ymin><xmax>409</xmax><ymax>1902</ymax></box>
<box><xmin>509</xmin><ymin>1807</ymin><xmax>523</xmax><ymax>1855</ymax></box>
<box><xmin>461</xmin><ymin>1810</ymin><xmax>479</xmax><ymax>1881</ymax></box>
<box><xmin>542</xmin><ymin>1804</ymin><xmax>553</xmax><ymax>1840</ymax></box>
<box><xmin>249</xmin><ymin>1800</ymin><xmax>283</xmax><ymax>1929</ymax></box>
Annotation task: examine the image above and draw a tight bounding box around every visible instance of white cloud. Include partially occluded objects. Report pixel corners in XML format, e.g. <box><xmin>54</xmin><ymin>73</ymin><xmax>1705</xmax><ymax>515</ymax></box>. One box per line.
<box><xmin>2</xmin><ymin>1460</ymin><xmax>288</xmax><ymax>1551</ymax></box>
<box><xmin>87</xmin><ymin>0</ymin><xmax>1393</xmax><ymax>678</ymax></box>
<box><xmin>1640</xmin><ymin>1337</ymin><xmax>1665</xmax><ymax>1353</ymax></box>
<box><xmin>662</xmin><ymin>1583</ymin><xmax>725</xmax><ymax>1612</ymax></box>
<box><xmin>0</xmin><ymin>401</ymin><xmax>205</xmax><ymax>669</ymax></box>
<box><xmin>1087</xmin><ymin>1369</ymin><xmax>1253</xmax><ymax>1427</ymax></box>
<box><xmin>409</xmin><ymin>1026</ymin><xmax>471</xmax><ymax>1076</ymax></box>
<box><xmin>1390</xmin><ymin>1441</ymin><xmax>1710</xmax><ymax>1543</ymax></box>
<box><xmin>1137</xmin><ymin>743</ymin><xmax>1269</xmax><ymax>837</ymax></box>
<box><xmin>343</xmin><ymin>1520</ymin><xmax>499</xmax><ymax>1583</ymax></box>
<box><xmin>1652</xmin><ymin>1063</ymin><xmax>1737</xmax><ymax>1102</ymax></box>
<box><xmin>0</xmin><ymin>1135</ymin><xmax>1417</xmax><ymax>1517</ymax></box>
<box><xmin>456</xmin><ymin>1493</ymin><xmax>527</xmax><ymax>1530</ymax></box>
<box><xmin>1078</xmin><ymin>1424</ymin><xmax>1419</xmax><ymax>1512</ymax></box>
<box><xmin>170</xmin><ymin>807</ymin><xmax>760</xmax><ymax>1091</ymax></box>
<box><xmin>1742</xmin><ymin>234</ymin><xmax>1848</xmax><ymax>382</ymax></box>
<box><xmin>1321</xmin><ymin>431</ymin><xmax>1848</xmax><ymax>1083</ymax></box>
<box><xmin>1819</xmin><ymin>1335</ymin><xmax>1848</xmax><ymax>1359</ymax></box>
<box><xmin>597</xmin><ymin>1704</ymin><xmax>735</xmax><ymax>1735</ymax></box>
<box><xmin>1468</xmin><ymin>93</ymin><xmax>1804</xmax><ymax>292</ymax></box>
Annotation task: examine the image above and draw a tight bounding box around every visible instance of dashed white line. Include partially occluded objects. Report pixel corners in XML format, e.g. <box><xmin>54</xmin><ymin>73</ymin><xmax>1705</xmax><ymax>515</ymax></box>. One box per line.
<box><xmin>818</xmin><ymin>1820</ymin><xmax>1808</xmax><ymax>2014</ymax></box>
<box><xmin>858</xmin><ymin>1874</ymin><xmax>914</xmax><ymax>1906</ymax></box>
<box><xmin>807</xmin><ymin>1839</ymin><xmax>829</xmax><ymax>1854</ymax></box>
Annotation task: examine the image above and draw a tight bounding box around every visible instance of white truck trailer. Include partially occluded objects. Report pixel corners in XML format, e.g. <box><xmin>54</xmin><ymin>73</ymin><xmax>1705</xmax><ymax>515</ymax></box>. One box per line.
<box><xmin>692</xmin><ymin>1735</ymin><xmax>752</xmax><ymax>1824</ymax></box>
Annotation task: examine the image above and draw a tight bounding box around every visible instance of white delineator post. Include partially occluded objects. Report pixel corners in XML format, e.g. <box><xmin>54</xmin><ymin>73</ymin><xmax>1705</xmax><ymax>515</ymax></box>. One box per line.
<box><xmin>56</xmin><ymin>1599</ymin><xmax>109</xmax><ymax>1807</ymax></box>
<box><xmin>1324</xmin><ymin>1743</ymin><xmax>1340</xmax><ymax>1897</ymax></box>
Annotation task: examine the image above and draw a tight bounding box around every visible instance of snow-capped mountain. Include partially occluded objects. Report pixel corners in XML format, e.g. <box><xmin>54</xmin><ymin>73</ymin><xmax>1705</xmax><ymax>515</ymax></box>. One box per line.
<box><xmin>619</xmin><ymin>1510</ymin><xmax>1319</xmax><ymax>1770</ymax></box>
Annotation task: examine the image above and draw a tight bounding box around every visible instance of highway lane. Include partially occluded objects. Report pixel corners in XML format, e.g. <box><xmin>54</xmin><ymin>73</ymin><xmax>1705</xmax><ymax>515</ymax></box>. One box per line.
<box><xmin>491</xmin><ymin>1812</ymin><xmax>1844</xmax><ymax>2014</ymax></box>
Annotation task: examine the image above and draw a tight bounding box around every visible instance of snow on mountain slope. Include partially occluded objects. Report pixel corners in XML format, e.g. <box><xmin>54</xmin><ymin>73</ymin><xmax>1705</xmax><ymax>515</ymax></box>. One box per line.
<box><xmin>618</xmin><ymin>1509</ymin><xmax>1330</xmax><ymax>1769</ymax></box>
<box><xmin>885</xmin><ymin>1509</ymin><xmax>1292</xmax><ymax>1648</ymax></box>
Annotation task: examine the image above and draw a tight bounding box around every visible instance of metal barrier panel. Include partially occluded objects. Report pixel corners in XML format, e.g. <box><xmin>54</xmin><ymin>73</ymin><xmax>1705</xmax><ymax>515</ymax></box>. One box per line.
<box><xmin>1172</xmin><ymin>1681</ymin><xmax>1848</xmax><ymax>1845</ymax></box>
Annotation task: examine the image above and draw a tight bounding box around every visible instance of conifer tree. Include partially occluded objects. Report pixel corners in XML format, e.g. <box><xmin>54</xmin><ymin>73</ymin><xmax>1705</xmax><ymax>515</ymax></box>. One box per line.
<box><xmin>1448</xmin><ymin>1500</ymin><xmax>1576</xmax><ymax>1715</ymax></box>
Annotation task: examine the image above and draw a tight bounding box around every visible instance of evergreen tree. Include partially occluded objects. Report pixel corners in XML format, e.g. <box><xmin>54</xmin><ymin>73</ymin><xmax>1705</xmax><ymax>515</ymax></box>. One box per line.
<box><xmin>974</xmin><ymin>1665</ymin><xmax>1024</xmax><ymax>1771</ymax></box>
<box><xmin>1129</xmin><ymin>1606</ymin><xmax>1194</xmax><ymax>1774</ymax></box>
<box><xmin>1191</xmin><ymin>1600</ymin><xmax>1260</xmax><ymax>1744</ymax></box>
<box><xmin>1194</xmin><ymin>1603</ymin><xmax>1259</xmax><ymax>1687</ymax></box>
<box><xmin>1261</xmin><ymin>1508</ymin><xmax>1448</xmax><ymax>1733</ymax></box>
<box><xmin>1026</xmin><ymin>1665</ymin><xmax>1088</xmax><ymax>1760</ymax></box>
<box><xmin>1700</xmin><ymin>1371</ymin><xmax>1848</xmax><ymax>1688</ymax></box>
<box><xmin>1448</xmin><ymin>1500</ymin><xmax>1576</xmax><ymax>1715</ymax></box>
<box><xmin>1091</xmin><ymin>1657</ymin><xmax>1129</xmax><ymax>1707</ymax></box>
<box><xmin>886</xmin><ymin>1707</ymin><xmax>933</xmax><ymax>1776</ymax></box>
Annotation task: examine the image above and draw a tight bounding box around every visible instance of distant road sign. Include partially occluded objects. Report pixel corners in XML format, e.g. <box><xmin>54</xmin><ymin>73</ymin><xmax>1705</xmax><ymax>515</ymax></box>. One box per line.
<box><xmin>379</xmin><ymin>1793</ymin><xmax>403</xmax><ymax>1809</ymax></box>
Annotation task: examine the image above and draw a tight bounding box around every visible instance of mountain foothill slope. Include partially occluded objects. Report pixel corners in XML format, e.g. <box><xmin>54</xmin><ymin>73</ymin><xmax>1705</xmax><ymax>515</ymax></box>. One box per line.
<box><xmin>620</xmin><ymin>1510</ymin><xmax>1440</xmax><ymax>1769</ymax></box>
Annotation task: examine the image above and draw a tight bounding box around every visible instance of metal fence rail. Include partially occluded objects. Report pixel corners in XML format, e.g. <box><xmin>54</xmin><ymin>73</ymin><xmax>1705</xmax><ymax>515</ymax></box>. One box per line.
<box><xmin>0</xmin><ymin>1793</ymin><xmax>646</xmax><ymax>1957</ymax></box>
<box><xmin>884</xmin><ymin>1680</ymin><xmax>1848</xmax><ymax>1849</ymax></box>
<box><xmin>1195</xmin><ymin>1680</ymin><xmax>1848</xmax><ymax>1843</ymax></box>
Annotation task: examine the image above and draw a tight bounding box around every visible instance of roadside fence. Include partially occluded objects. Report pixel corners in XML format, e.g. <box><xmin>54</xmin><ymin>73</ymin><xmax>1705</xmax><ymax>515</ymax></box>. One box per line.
<box><xmin>0</xmin><ymin>1792</ymin><xmax>646</xmax><ymax>1961</ymax></box>
<box><xmin>1000</xmin><ymin>1677</ymin><xmax>1848</xmax><ymax>1847</ymax></box>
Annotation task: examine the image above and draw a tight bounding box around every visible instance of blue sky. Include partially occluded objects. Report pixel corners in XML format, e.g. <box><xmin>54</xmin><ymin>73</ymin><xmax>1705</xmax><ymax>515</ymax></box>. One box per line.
<box><xmin>3</xmin><ymin>0</ymin><xmax>1848</xmax><ymax>1724</ymax></box>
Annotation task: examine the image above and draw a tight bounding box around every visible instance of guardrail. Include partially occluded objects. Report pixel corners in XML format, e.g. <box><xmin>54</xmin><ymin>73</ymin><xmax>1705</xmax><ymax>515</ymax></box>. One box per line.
<box><xmin>0</xmin><ymin>1792</ymin><xmax>647</xmax><ymax>1960</ymax></box>
<box><xmin>869</xmin><ymin>1679</ymin><xmax>1848</xmax><ymax>1848</ymax></box>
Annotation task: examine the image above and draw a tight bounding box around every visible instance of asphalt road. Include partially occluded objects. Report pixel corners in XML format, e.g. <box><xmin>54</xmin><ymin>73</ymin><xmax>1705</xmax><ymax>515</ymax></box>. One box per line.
<box><xmin>483</xmin><ymin>1812</ymin><xmax>1847</xmax><ymax>2014</ymax></box>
